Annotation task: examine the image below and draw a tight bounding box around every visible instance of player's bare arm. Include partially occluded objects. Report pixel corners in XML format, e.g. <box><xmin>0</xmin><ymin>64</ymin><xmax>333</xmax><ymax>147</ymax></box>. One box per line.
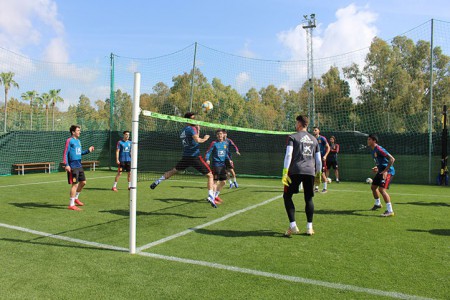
<box><xmin>193</xmin><ymin>134</ymin><xmax>210</xmax><ymax>143</ymax></box>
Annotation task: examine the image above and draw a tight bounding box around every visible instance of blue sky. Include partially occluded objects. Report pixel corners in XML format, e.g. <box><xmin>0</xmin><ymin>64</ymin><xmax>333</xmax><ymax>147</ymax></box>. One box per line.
<box><xmin>0</xmin><ymin>0</ymin><xmax>449</xmax><ymax>109</ymax></box>
<box><xmin>1</xmin><ymin>0</ymin><xmax>449</xmax><ymax>62</ymax></box>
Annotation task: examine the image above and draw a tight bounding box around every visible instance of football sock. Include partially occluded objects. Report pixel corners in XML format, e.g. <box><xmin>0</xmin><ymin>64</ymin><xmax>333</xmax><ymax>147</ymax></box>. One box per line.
<box><xmin>307</xmin><ymin>222</ymin><xmax>313</xmax><ymax>230</ymax></box>
<box><xmin>75</xmin><ymin>192</ymin><xmax>80</xmax><ymax>199</ymax></box>
<box><xmin>290</xmin><ymin>221</ymin><xmax>297</xmax><ymax>228</ymax></box>
<box><xmin>386</xmin><ymin>202</ymin><xmax>393</xmax><ymax>212</ymax></box>
<box><xmin>113</xmin><ymin>182</ymin><xmax>117</xmax><ymax>188</ymax></box>
<box><xmin>323</xmin><ymin>182</ymin><xmax>327</xmax><ymax>189</ymax></box>
<box><xmin>233</xmin><ymin>177</ymin><xmax>237</xmax><ymax>182</ymax></box>
<box><xmin>229</xmin><ymin>179</ymin><xmax>233</xmax><ymax>185</ymax></box>
<box><xmin>208</xmin><ymin>190</ymin><xmax>214</xmax><ymax>199</ymax></box>
<box><xmin>375</xmin><ymin>198</ymin><xmax>381</xmax><ymax>206</ymax></box>
<box><xmin>70</xmin><ymin>198</ymin><xmax>75</xmax><ymax>206</ymax></box>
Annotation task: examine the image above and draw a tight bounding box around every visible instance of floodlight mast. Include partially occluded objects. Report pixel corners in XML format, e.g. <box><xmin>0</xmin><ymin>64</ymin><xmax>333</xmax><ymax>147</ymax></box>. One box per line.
<box><xmin>302</xmin><ymin>14</ymin><xmax>316</xmax><ymax>127</ymax></box>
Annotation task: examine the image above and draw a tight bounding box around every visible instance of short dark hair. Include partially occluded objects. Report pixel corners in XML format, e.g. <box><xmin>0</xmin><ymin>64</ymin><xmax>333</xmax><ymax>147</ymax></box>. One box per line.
<box><xmin>123</xmin><ymin>130</ymin><xmax>130</xmax><ymax>135</ymax></box>
<box><xmin>296</xmin><ymin>115</ymin><xmax>309</xmax><ymax>128</ymax></box>
<box><xmin>184</xmin><ymin>112</ymin><xmax>195</xmax><ymax>119</ymax></box>
<box><xmin>69</xmin><ymin>125</ymin><xmax>80</xmax><ymax>135</ymax></box>
<box><xmin>330</xmin><ymin>135</ymin><xmax>336</xmax><ymax>141</ymax></box>
<box><xmin>313</xmin><ymin>126</ymin><xmax>320</xmax><ymax>131</ymax></box>
<box><xmin>216</xmin><ymin>129</ymin><xmax>223</xmax><ymax>134</ymax></box>
<box><xmin>368</xmin><ymin>134</ymin><xmax>378</xmax><ymax>143</ymax></box>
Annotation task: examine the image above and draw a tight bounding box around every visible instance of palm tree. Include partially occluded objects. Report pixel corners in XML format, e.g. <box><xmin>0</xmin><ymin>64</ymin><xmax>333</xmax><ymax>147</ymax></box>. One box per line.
<box><xmin>0</xmin><ymin>72</ymin><xmax>20</xmax><ymax>133</ymax></box>
<box><xmin>38</xmin><ymin>92</ymin><xmax>51</xmax><ymax>130</ymax></box>
<box><xmin>49</xmin><ymin>89</ymin><xmax>64</xmax><ymax>131</ymax></box>
<box><xmin>21</xmin><ymin>90</ymin><xmax>39</xmax><ymax>130</ymax></box>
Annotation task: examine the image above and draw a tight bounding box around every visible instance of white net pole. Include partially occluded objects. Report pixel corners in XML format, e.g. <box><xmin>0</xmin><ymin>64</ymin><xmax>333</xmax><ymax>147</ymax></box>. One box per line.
<box><xmin>129</xmin><ymin>72</ymin><xmax>141</xmax><ymax>254</ymax></box>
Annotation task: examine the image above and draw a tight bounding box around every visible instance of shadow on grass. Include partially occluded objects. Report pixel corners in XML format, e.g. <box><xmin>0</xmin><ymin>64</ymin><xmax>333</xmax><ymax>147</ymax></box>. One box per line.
<box><xmin>407</xmin><ymin>229</ymin><xmax>450</xmax><ymax>236</ymax></box>
<box><xmin>314</xmin><ymin>209</ymin><xmax>379</xmax><ymax>217</ymax></box>
<box><xmin>193</xmin><ymin>228</ymin><xmax>282</xmax><ymax>238</ymax></box>
<box><xmin>100</xmin><ymin>209</ymin><xmax>205</xmax><ymax>219</ymax></box>
<box><xmin>83</xmin><ymin>187</ymin><xmax>115</xmax><ymax>191</ymax></box>
<box><xmin>153</xmin><ymin>197</ymin><xmax>204</xmax><ymax>204</ymax></box>
<box><xmin>10</xmin><ymin>202</ymin><xmax>67</xmax><ymax>210</ymax></box>
<box><xmin>397</xmin><ymin>201</ymin><xmax>450</xmax><ymax>207</ymax></box>
<box><xmin>0</xmin><ymin>238</ymin><xmax>125</xmax><ymax>252</ymax></box>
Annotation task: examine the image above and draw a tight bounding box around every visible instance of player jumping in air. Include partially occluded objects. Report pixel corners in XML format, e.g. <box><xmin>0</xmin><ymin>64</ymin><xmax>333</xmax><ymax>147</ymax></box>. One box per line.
<box><xmin>63</xmin><ymin>125</ymin><xmax>95</xmax><ymax>211</ymax></box>
<box><xmin>367</xmin><ymin>134</ymin><xmax>396</xmax><ymax>217</ymax></box>
<box><xmin>205</xmin><ymin>129</ymin><xmax>230</xmax><ymax>205</ymax></box>
<box><xmin>112</xmin><ymin>131</ymin><xmax>132</xmax><ymax>191</ymax></box>
<box><xmin>149</xmin><ymin>112</ymin><xmax>217</xmax><ymax>208</ymax></box>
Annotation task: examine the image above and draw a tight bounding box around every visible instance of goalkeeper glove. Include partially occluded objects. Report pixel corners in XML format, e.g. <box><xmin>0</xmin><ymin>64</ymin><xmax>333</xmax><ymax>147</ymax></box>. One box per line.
<box><xmin>315</xmin><ymin>171</ymin><xmax>322</xmax><ymax>184</ymax></box>
<box><xmin>282</xmin><ymin>168</ymin><xmax>292</xmax><ymax>186</ymax></box>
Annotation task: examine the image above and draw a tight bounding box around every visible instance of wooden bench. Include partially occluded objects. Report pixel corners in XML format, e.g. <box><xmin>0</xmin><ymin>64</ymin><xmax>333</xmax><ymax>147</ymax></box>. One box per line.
<box><xmin>13</xmin><ymin>162</ymin><xmax>55</xmax><ymax>175</ymax></box>
<box><xmin>60</xmin><ymin>160</ymin><xmax>100</xmax><ymax>171</ymax></box>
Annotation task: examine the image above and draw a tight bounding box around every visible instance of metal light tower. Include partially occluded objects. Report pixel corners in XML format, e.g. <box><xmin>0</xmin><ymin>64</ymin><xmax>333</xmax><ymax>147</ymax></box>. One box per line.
<box><xmin>303</xmin><ymin>14</ymin><xmax>316</xmax><ymax>127</ymax></box>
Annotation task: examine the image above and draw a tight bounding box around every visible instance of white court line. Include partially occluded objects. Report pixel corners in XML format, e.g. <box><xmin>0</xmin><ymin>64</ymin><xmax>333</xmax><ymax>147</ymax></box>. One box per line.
<box><xmin>0</xmin><ymin>222</ymin><xmax>435</xmax><ymax>300</ymax></box>
<box><xmin>0</xmin><ymin>176</ymin><xmax>116</xmax><ymax>188</ymax></box>
<box><xmin>136</xmin><ymin>194</ymin><xmax>283</xmax><ymax>252</ymax></box>
<box><xmin>0</xmin><ymin>222</ymin><xmax>127</xmax><ymax>252</ymax></box>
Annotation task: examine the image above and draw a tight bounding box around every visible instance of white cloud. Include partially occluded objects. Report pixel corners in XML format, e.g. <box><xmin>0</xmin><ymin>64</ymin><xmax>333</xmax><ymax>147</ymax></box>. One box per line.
<box><xmin>235</xmin><ymin>72</ymin><xmax>252</xmax><ymax>93</ymax></box>
<box><xmin>277</xmin><ymin>4</ymin><xmax>378</xmax><ymax>93</ymax></box>
<box><xmin>239</xmin><ymin>41</ymin><xmax>258</xmax><ymax>59</ymax></box>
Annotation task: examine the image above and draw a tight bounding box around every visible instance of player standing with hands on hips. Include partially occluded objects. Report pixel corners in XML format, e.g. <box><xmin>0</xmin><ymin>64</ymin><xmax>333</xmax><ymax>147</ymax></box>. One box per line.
<box><xmin>63</xmin><ymin>125</ymin><xmax>95</xmax><ymax>211</ymax></box>
<box><xmin>112</xmin><ymin>130</ymin><xmax>132</xmax><ymax>191</ymax></box>
<box><xmin>281</xmin><ymin>115</ymin><xmax>322</xmax><ymax>236</ymax></box>
<box><xmin>367</xmin><ymin>134</ymin><xmax>396</xmax><ymax>217</ymax></box>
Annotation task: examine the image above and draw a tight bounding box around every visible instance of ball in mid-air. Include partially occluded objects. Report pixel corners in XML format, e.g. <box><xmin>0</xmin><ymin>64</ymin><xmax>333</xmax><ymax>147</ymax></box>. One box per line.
<box><xmin>326</xmin><ymin>177</ymin><xmax>332</xmax><ymax>183</ymax></box>
<box><xmin>201</xmin><ymin>101</ymin><xmax>213</xmax><ymax>113</ymax></box>
<box><xmin>366</xmin><ymin>178</ymin><xmax>373</xmax><ymax>184</ymax></box>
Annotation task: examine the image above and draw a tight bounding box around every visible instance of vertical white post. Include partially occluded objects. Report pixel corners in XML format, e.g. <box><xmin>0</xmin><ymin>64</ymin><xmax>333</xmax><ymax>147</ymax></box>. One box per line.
<box><xmin>130</xmin><ymin>72</ymin><xmax>141</xmax><ymax>254</ymax></box>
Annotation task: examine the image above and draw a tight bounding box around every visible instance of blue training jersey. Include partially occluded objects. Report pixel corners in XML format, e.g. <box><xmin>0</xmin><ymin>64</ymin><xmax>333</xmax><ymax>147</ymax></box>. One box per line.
<box><xmin>117</xmin><ymin>140</ymin><xmax>132</xmax><ymax>162</ymax></box>
<box><xmin>180</xmin><ymin>125</ymin><xmax>200</xmax><ymax>157</ymax></box>
<box><xmin>316</xmin><ymin>135</ymin><xmax>328</xmax><ymax>157</ymax></box>
<box><xmin>225</xmin><ymin>137</ymin><xmax>239</xmax><ymax>159</ymax></box>
<box><xmin>63</xmin><ymin>137</ymin><xmax>90</xmax><ymax>168</ymax></box>
<box><xmin>205</xmin><ymin>140</ymin><xmax>229</xmax><ymax>167</ymax></box>
<box><xmin>372</xmin><ymin>145</ymin><xmax>395</xmax><ymax>175</ymax></box>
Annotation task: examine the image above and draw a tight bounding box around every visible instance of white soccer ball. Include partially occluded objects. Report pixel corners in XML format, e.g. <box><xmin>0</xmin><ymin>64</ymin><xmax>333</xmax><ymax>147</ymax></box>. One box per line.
<box><xmin>326</xmin><ymin>177</ymin><xmax>332</xmax><ymax>183</ymax></box>
<box><xmin>365</xmin><ymin>178</ymin><xmax>373</xmax><ymax>184</ymax></box>
<box><xmin>201</xmin><ymin>101</ymin><xmax>213</xmax><ymax>113</ymax></box>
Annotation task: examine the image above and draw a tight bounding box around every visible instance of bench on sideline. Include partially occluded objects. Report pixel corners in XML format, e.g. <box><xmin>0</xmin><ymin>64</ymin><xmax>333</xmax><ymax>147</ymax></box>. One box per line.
<box><xmin>60</xmin><ymin>160</ymin><xmax>100</xmax><ymax>171</ymax></box>
<box><xmin>13</xmin><ymin>162</ymin><xmax>55</xmax><ymax>175</ymax></box>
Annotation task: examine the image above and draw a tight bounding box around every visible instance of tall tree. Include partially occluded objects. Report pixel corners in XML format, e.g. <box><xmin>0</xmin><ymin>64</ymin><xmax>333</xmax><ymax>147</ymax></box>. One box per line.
<box><xmin>38</xmin><ymin>92</ymin><xmax>52</xmax><ymax>130</ymax></box>
<box><xmin>49</xmin><ymin>89</ymin><xmax>64</xmax><ymax>130</ymax></box>
<box><xmin>20</xmin><ymin>90</ymin><xmax>39</xmax><ymax>130</ymax></box>
<box><xmin>0</xmin><ymin>72</ymin><xmax>20</xmax><ymax>132</ymax></box>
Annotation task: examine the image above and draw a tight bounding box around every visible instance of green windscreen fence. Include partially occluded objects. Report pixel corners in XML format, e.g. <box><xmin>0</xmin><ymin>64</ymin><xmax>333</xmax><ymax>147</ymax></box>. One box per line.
<box><xmin>0</xmin><ymin>131</ymin><xmax>120</xmax><ymax>176</ymax></box>
<box><xmin>137</xmin><ymin>111</ymin><xmax>448</xmax><ymax>185</ymax></box>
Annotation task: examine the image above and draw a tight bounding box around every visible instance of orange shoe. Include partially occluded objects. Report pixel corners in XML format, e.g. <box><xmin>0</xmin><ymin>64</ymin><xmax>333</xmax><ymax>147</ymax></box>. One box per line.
<box><xmin>214</xmin><ymin>197</ymin><xmax>223</xmax><ymax>204</ymax></box>
<box><xmin>74</xmin><ymin>199</ymin><xmax>84</xmax><ymax>206</ymax></box>
<box><xmin>68</xmin><ymin>205</ymin><xmax>81</xmax><ymax>211</ymax></box>
<box><xmin>112</xmin><ymin>187</ymin><xmax>118</xmax><ymax>192</ymax></box>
